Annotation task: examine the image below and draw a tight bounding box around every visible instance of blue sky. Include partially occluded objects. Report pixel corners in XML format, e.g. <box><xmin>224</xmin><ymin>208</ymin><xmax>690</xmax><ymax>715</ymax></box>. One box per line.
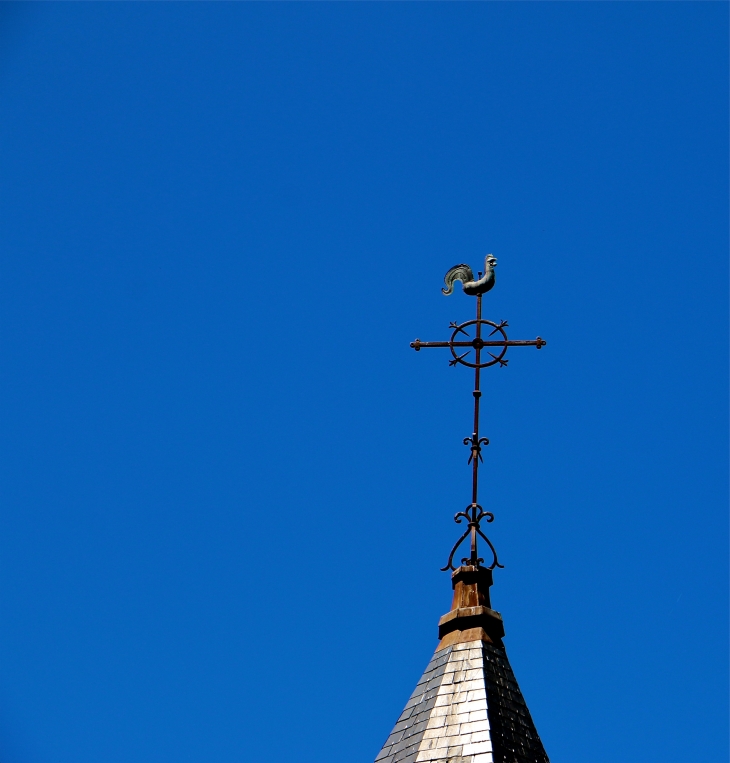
<box><xmin>0</xmin><ymin>3</ymin><xmax>727</xmax><ymax>762</ymax></box>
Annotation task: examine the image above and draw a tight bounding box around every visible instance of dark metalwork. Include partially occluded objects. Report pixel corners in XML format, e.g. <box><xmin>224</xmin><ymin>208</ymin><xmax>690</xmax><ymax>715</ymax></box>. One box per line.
<box><xmin>464</xmin><ymin>433</ymin><xmax>489</xmax><ymax>464</ymax></box>
<box><xmin>410</xmin><ymin>320</ymin><xmax>546</xmax><ymax>369</ymax></box>
<box><xmin>441</xmin><ymin>504</ymin><xmax>503</xmax><ymax>572</ymax></box>
<box><xmin>411</xmin><ymin>265</ymin><xmax>546</xmax><ymax>571</ymax></box>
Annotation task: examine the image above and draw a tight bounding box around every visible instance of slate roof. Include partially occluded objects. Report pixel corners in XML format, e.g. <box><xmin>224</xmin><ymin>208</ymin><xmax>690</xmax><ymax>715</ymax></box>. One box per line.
<box><xmin>374</xmin><ymin>638</ymin><xmax>549</xmax><ymax>763</ymax></box>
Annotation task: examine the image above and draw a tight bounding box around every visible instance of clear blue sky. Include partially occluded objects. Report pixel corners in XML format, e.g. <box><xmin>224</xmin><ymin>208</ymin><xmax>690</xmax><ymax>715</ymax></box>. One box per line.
<box><xmin>0</xmin><ymin>4</ymin><xmax>727</xmax><ymax>762</ymax></box>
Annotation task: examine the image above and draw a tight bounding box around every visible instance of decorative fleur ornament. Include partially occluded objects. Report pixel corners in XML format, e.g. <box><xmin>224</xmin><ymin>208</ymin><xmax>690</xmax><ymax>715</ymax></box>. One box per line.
<box><xmin>464</xmin><ymin>433</ymin><xmax>489</xmax><ymax>464</ymax></box>
<box><xmin>410</xmin><ymin>255</ymin><xmax>546</xmax><ymax>572</ymax></box>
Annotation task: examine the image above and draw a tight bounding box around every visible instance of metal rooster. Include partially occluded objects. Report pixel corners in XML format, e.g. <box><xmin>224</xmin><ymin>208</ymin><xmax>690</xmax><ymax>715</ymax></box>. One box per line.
<box><xmin>442</xmin><ymin>254</ymin><xmax>497</xmax><ymax>296</ymax></box>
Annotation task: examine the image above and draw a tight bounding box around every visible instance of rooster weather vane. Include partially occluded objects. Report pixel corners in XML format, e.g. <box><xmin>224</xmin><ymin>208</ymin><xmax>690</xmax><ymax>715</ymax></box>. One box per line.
<box><xmin>411</xmin><ymin>254</ymin><xmax>546</xmax><ymax>571</ymax></box>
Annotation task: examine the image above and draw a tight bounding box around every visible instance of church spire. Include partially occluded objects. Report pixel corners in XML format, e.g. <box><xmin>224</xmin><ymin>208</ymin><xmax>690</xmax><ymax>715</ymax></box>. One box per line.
<box><xmin>373</xmin><ymin>255</ymin><xmax>550</xmax><ymax>763</ymax></box>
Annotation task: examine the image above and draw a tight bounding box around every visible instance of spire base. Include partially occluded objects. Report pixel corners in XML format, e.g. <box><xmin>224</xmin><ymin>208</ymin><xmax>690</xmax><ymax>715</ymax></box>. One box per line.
<box><xmin>437</xmin><ymin>565</ymin><xmax>505</xmax><ymax>646</ymax></box>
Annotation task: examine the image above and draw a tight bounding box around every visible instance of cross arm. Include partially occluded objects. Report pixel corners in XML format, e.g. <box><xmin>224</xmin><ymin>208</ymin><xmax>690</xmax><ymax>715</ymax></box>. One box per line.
<box><xmin>411</xmin><ymin>337</ymin><xmax>546</xmax><ymax>351</ymax></box>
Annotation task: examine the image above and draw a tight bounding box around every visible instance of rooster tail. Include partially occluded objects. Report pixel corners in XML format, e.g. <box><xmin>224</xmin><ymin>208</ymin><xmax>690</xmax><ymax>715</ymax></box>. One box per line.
<box><xmin>442</xmin><ymin>263</ymin><xmax>474</xmax><ymax>295</ymax></box>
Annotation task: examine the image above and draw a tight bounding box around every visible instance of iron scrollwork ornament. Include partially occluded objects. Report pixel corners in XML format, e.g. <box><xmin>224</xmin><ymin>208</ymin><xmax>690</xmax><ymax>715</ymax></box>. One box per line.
<box><xmin>441</xmin><ymin>504</ymin><xmax>504</xmax><ymax>572</ymax></box>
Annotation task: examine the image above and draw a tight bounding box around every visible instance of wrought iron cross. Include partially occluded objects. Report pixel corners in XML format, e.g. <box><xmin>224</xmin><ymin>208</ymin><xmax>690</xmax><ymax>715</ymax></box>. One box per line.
<box><xmin>410</xmin><ymin>257</ymin><xmax>546</xmax><ymax>572</ymax></box>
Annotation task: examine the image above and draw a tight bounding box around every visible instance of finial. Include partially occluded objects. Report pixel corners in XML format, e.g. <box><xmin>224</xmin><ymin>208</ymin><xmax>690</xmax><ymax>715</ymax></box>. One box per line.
<box><xmin>410</xmin><ymin>254</ymin><xmax>547</xmax><ymax>573</ymax></box>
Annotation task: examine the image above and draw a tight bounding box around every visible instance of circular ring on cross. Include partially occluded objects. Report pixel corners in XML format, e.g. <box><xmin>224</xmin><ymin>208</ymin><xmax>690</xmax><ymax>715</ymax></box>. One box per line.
<box><xmin>449</xmin><ymin>318</ymin><xmax>509</xmax><ymax>369</ymax></box>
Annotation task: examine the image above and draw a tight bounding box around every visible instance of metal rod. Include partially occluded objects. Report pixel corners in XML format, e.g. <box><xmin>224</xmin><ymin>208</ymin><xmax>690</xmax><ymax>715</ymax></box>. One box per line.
<box><xmin>470</xmin><ymin>294</ymin><xmax>482</xmax><ymax>564</ymax></box>
<box><xmin>411</xmin><ymin>339</ymin><xmax>545</xmax><ymax>349</ymax></box>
